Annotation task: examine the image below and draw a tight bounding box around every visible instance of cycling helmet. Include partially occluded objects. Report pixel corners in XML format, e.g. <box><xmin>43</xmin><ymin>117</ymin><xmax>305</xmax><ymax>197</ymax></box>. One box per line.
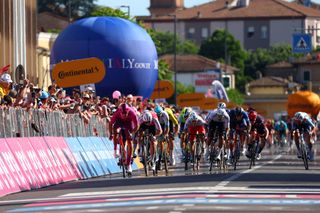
<box><xmin>235</xmin><ymin>106</ymin><xmax>243</xmax><ymax>116</ymax></box>
<box><xmin>142</xmin><ymin>111</ymin><xmax>153</xmax><ymax>123</ymax></box>
<box><xmin>218</xmin><ymin>102</ymin><xmax>226</xmax><ymax>109</ymax></box>
<box><xmin>119</xmin><ymin>103</ymin><xmax>129</xmax><ymax>113</ymax></box>
<box><xmin>154</xmin><ymin>104</ymin><xmax>163</xmax><ymax>114</ymax></box>
<box><xmin>112</xmin><ymin>90</ymin><xmax>121</xmax><ymax>99</ymax></box>
<box><xmin>184</xmin><ymin>107</ymin><xmax>192</xmax><ymax>119</ymax></box>
<box><xmin>294</xmin><ymin>112</ymin><xmax>304</xmax><ymax>120</ymax></box>
<box><xmin>40</xmin><ymin>91</ymin><xmax>49</xmax><ymax>99</ymax></box>
<box><xmin>189</xmin><ymin>111</ymin><xmax>197</xmax><ymax>121</ymax></box>
<box><xmin>248</xmin><ymin>110</ymin><xmax>257</xmax><ymax>121</ymax></box>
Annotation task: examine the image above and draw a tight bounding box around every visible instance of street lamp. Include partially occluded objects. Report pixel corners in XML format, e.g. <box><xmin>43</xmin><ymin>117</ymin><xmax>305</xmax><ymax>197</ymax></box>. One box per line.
<box><xmin>120</xmin><ymin>5</ymin><xmax>130</xmax><ymax>17</ymax></box>
<box><xmin>168</xmin><ymin>14</ymin><xmax>177</xmax><ymax>105</ymax></box>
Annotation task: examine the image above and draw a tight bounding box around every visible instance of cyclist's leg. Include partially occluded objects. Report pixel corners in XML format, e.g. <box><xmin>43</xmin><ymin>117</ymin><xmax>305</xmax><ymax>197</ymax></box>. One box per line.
<box><xmin>257</xmin><ymin>127</ymin><xmax>268</xmax><ymax>155</ymax></box>
<box><xmin>149</xmin><ymin>126</ymin><xmax>157</xmax><ymax>170</ymax></box>
<box><xmin>112</xmin><ymin>124</ymin><xmax>121</xmax><ymax>157</ymax></box>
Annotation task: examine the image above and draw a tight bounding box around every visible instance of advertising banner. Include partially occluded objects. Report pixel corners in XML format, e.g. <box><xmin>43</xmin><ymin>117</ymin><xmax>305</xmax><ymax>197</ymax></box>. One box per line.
<box><xmin>5</xmin><ymin>138</ymin><xmax>40</xmax><ymax>189</ymax></box>
<box><xmin>64</xmin><ymin>137</ymin><xmax>93</xmax><ymax>179</ymax></box>
<box><xmin>28</xmin><ymin>137</ymin><xmax>61</xmax><ymax>184</ymax></box>
<box><xmin>150</xmin><ymin>80</ymin><xmax>174</xmax><ymax>99</ymax></box>
<box><xmin>77</xmin><ymin>137</ymin><xmax>105</xmax><ymax>177</ymax></box>
<box><xmin>0</xmin><ymin>139</ymin><xmax>30</xmax><ymax>191</ymax></box>
<box><xmin>52</xmin><ymin>57</ymin><xmax>106</xmax><ymax>88</ymax></box>
<box><xmin>0</xmin><ymin>139</ymin><xmax>20</xmax><ymax>196</ymax></box>
<box><xmin>44</xmin><ymin>137</ymin><xmax>79</xmax><ymax>182</ymax></box>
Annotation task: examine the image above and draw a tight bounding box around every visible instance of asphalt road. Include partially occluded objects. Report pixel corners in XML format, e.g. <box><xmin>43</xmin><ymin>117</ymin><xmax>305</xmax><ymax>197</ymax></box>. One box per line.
<box><xmin>1</xmin><ymin>143</ymin><xmax>320</xmax><ymax>213</ymax></box>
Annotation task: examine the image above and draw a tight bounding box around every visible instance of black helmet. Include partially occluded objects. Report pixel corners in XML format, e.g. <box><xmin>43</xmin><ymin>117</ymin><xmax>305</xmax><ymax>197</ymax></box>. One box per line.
<box><xmin>235</xmin><ymin>107</ymin><xmax>243</xmax><ymax>117</ymax></box>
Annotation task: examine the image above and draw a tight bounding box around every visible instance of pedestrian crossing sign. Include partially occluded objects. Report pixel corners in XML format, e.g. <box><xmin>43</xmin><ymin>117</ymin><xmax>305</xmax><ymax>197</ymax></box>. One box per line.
<box><xmin>292</xmin><ymin>34</ymin><xmax>312</xmax><ymax>53</ymax></box>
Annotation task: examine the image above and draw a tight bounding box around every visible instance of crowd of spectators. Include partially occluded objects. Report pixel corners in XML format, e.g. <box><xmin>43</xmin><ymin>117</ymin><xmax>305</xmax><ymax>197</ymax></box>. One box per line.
<box><xmin>0</xmin><ymin>66</ymin><xmax>158</xmax><ymax>125</ymax></box>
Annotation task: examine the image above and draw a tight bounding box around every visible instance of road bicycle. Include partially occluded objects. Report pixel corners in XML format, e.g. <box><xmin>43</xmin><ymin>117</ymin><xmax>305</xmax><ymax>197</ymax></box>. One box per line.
<box><xmin>156</xmin><ymin>134</ymin><xmax>169</xmax><ymax>175</ymax></box>
<box><xmin>116</xmin><ymin>127</ymin><xmax>129</xmax><ymax>178</ymax></box>
<box><xmin>249</xmin><ymin>129</ymin><xmax>260</xmax><ymax>169</ymax></box>
<box><xmin>296</xmin><ymin>129</ymin><xmax>309</xmax><ymax>170</ymax></box>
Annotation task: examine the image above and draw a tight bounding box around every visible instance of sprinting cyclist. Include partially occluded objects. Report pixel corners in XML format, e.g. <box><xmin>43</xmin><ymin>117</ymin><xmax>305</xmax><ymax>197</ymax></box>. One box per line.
<box><xmin>137</xmin><ymin>110</ymin><xmax>162</xmax><ymax>171</ymax></box>
<box><xmin>274</xmin><ymin>120</ymin><xmax>288</xmax><ymax>146</ymax></box>
<box><xmin>205</xmin><ymin>102</ymin><xmax>230</xmax><ymax>162</ymax></box>
<box><xmin>183</xmin><ymin>111</ymin><xmax>206</xmax><ymax>162</ymax></box>
<box><xmin>109</xmin><ymin>103</ymin><xmax>139</xmax><ymax>174</ymax></box>
<box><xmin>165</xmin><ymin>106</ymin><xmax>179</xmax><ymax>166</ymax></box>
<box><xmin>154</xmin><ymin>104</ymin><xmax>170</xmax><ymax>167</ymax></box>
<box><xmin>265</xmin><ymin>119</ymin><xmax>274</xmax><ymax>147</ymax></box>
<box><xmin>178</xmin><ymin>107</ymin><xmax>192</xmax><ymax>158</ymax></box>
<box><xmin>247</xmin><ymin>110</ymin><xmax>269</xmax><ymax>160</ymax></box>
<box><xmin>228</xmin><ymin>106</ymin><xmax>251</xmax><ymax>158</ymax></box>
<box><xmin>291</xmin><ymin>112</ymin><xmax>315</xmax><ymax>160</ymax></box>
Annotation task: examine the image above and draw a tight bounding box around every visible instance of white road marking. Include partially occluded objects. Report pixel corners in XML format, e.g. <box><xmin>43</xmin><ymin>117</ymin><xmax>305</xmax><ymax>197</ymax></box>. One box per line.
<box><xmin>146</xmin><ymin>206</ymin><xmax>159</xmax><ymax>210</ymax></box>
<box><xmin>215</xmin><ymin>154</ymin><xmax>282</xmax><ymax>188</ymax></box>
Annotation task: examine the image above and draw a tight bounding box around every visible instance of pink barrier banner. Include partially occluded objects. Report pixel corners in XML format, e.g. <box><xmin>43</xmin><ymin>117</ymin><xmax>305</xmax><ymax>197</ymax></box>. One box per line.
<box><xmin>18</xmin><ymin>138</ymin><xmax>51</xmax><ymax>187</ymax></box>
<box><xmin>55</xmin><ymin>137</ymin><xmax>82</xmax><ymax>179</ymax></box>
<box><xmin>0</xmin><ymin>139</ymin><xmax>20</xmax><ymax>196</ymax></box>
<box><xmin>6</xmin><ymin>138</ymin><xmax>40</xmax><ymax>189</ymax></box>
<box><xmin>0</xmin><ymin>139</ymin><xmax>30</xmax><ymax>191</ymax></box>
<box><xmin>44</xmin><ymin>137</ymin><xmax>79</xmax><ymax>182</ymax></box>
<box><xmin>28</xmin><ymin>137</ymin><xmax>61</xmax><ymax>185</ymax></box>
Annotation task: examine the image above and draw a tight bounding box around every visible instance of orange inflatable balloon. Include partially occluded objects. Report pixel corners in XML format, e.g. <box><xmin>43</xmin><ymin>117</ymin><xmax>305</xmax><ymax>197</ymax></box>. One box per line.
<box><xmin>287</xmin><ymin>91</ymin><xmax>320</xmax><ymax>117</ymax></box>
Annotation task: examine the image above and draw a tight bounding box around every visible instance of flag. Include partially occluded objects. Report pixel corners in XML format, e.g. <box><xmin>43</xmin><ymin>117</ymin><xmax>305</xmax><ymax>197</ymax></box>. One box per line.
<box><xmin>0</xmin><ymin>64</ymin><xmax>10</xmax><ymax>75</ymax></box>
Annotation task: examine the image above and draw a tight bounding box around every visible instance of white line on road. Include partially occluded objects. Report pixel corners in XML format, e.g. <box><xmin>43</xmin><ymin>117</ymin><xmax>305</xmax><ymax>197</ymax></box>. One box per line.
<box><xmin>215</xmin><ymin>154</ymin><xmax>282</xmax><ymax>188</ymax></box>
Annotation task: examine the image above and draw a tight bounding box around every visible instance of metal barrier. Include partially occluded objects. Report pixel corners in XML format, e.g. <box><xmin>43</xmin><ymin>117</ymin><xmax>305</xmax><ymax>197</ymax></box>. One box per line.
<box><xmin>0</xmin><ymin>108</ymin><xmax>108</xmax><ymax>138</ymax></box>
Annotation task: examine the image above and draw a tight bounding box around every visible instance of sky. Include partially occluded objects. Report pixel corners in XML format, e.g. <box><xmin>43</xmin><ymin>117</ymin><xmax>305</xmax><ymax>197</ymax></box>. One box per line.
<box><xmin>97</xmin><ymin>0</ymin><xmax>320</xmax><ymax>17</ymax></box>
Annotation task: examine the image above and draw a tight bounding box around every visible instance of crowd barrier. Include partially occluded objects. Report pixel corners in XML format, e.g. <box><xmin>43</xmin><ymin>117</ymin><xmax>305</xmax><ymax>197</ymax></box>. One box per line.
<box><xmin>0</xmin><ymin>136</ymin><xmax>144</xmax><ymax>197</ymax></box>
<box><xmin>0</xmin><ymin>108</ymin><xmax>108</xmax><ymax>138</ymax></box>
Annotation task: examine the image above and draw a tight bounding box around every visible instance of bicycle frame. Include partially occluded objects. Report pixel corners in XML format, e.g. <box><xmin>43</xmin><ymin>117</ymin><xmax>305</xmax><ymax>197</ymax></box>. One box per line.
<box><xmin>116</xmin><ymin>128</ymin><xmax>127</xmax><ymax>178</ymax></box>
<box><xmin>249</xmin><ymin>129</ymin><xmax>259</xmax><ymax>169</ymax></box>
<box><xmin>297</xmin><ymin>129</ymin><xmax>309</xmax><ymax>170</ymax></box>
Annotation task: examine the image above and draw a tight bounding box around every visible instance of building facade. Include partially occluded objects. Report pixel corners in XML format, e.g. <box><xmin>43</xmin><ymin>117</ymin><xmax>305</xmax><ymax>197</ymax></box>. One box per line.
<box><xmin>138</xmin><ymin>0</ymin><xmax>320</xmax><ymax>50</ymax></box>
<box><xmin>160</xmin><ymin>54</ymin><xmax>238</xmax><ymax>93</ymax></box>
<box><xmin>0</xmin><ymin>0</ymin><xmax>37</xmax><ymax>83</ymax></box>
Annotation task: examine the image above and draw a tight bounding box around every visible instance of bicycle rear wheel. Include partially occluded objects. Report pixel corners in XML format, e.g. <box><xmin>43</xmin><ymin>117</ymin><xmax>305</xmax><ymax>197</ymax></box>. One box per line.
<box><xmin>142</xmin><ymin>144</ymin><xmax>149</xmax><ymax>176</ymax></box>
<box><xmin>233</xmin><ymin>139</ymin><xmax>241</xmax><ymax>170</ymax></box>
<box><xmin>301</xmin><ymin>142</ymin><xmax>309</xmax><ymax>170</ymax></box>
<box><xmin>249</xmin><ymin>142</ymin><xmax>256</xmax><ymax>169</ymax></box>
<box><xmin>119</xmin><ymin>149</ymin><xmax>126</xmax><ymax>178</ymax></box>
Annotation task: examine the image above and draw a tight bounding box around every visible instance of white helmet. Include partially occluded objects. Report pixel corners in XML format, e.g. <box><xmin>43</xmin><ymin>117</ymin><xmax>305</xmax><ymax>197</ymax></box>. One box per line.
<box><xmin>189</xmin><ymin>111</ymin><xmax>198</xmax><ymax>121</ymax></box>
<box><xmin>218</xmin><ymin>102</ymin><xmax>226</xmax><ymax>109</ymax></box>
<box><xmin>142</xmin><ymin>111</ymin><xmax>153</xmax><ymax>123</ymax></box>
<box><xmin>294</xmin><ymin>112</ymin><xmax>304</xmax><ymax>120</ymax></box>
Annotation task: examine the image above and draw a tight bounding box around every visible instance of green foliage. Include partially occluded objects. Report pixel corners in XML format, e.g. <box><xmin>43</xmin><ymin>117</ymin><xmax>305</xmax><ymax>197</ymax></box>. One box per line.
<box><xmin>227</xmin><ymin>88</ymin><xmax>244</xmax><ymax>105</ymax></box>
<box><xmin>177</xmin><ymin>81</ymin><xmax>195</xmax><ymax>94</ymax></box>
<box><xmin>46</xmin><ymin>28</ymin><xmax>62</xmax><ymax>33</ymax></box>
<box><xmin>150</xmin><ymin>31</ymin><xmax>199</xmax><ymax>56</ymax></box>
<box><xmin>37</xmin><ymin>0</ymin><xmax>96</xmax><ymax>20</ymax></box>
<box><xmin>158</xmin><ymin>60</ymin><xmax>173</xmax><ymax>80</ymax></box>
<box><xmin>244</xmin><ymin>44</ymin><xmax>302</xmax><ymax>78</ymax></box>
<box><xmin>90</xmin><ymin>6</ymin><xmax>132</xmax><ymax>20</ymax></box>
<box><xmin>199</xmin><ymin>29</ymin><xmax>247</xmax><ymax>71</ymax></box>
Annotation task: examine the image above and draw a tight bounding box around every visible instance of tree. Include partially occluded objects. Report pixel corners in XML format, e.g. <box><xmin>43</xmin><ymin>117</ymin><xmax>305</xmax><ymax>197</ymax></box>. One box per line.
<box><xmin>227</xmin><ymin>88</ymin><xmax>244</xmax><ymax>105</ymax></box>
<box><xmin>199</xmin><ymin>29</ymin><xmax>247</xmax><ymax>71</ymax></box>
<box><xmin>244</xmin><ymin>44</ymin><xmax>302</xmax><ymax>79</ymax></box>
<box><xmin>90</xmin><ymin>6</ymin><xmax>131</xmax><ymax>20</ymax></box>
<box><xmin>199</xmin><ymin>29</ymin><xmax>248</xmax><ymax>92</ymax></box>
<box><xmin>150</xmin><ymin>30</ymin><xmax>199</xmax><ymax>56</ymax></box>
<box><xmin>38</xmin><ymin>0</ymin><xmax>96</xmax><ymax>20</ymax></box>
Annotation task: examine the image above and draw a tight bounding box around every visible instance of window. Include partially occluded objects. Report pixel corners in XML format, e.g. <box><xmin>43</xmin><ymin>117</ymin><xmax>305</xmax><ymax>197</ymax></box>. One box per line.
<box><xmin>303</xmin><ymin>70</ymin><xmax>310</xmax><ymax>81</ymax></box>
<box><xmin>187</xmin><ymin>27</ymin><xmax>195</xmax><ymax>39</ymax></box>
<box><xmin>223</xmin><ymin>76</ymin><xmax>231</xmax><ymax>88</ymax></box>
<box><xmin>201</xmin><ymin>28</ymin><xmax>208</xmax><ymax>38</ymax></box>
<box><xmin>247</xmin><ymin>26</ymin><xmax>255</xmax><ymax>38</ymax></box>
<box><xmin>261</xmin><ymin>26</ymin><xmax>268</xmax><ymax>39</ymax></box>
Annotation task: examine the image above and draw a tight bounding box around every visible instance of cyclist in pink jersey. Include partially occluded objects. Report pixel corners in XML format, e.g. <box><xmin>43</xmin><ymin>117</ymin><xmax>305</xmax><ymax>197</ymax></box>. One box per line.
<box><xmin>109</xmin><ymin>103</ymin><xmax>139</xmax><ymax>173</ymax></box>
